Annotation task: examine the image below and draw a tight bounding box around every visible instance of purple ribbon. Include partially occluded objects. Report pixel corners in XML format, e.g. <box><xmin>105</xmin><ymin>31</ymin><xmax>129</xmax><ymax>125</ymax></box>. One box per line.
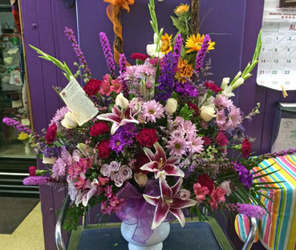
<box><xmin>116</xmin><ymin>180</ymin><xmax>160</xmax><ymax>244</ymax></box>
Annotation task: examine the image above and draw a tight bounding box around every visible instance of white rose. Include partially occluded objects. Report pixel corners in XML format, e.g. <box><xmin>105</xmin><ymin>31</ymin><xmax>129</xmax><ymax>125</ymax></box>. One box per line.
<box><xmin>134</xmin><ymin>172</ymin><xmax>148</xmax><ymax>186</ymax></box>
<box><xmin>165</xmin><ymin>98</ymin><xmax>178</xmax><ymax>115</ymax></box>
<box><xmin>200</xmin><ymin>106</ymin><xmax>216</xmax><ymax>122</ymax></box>
<box><xmin>115</xmin><ymin>93</ymin><xmax>129</xmax><ymax>109</ymax></box>
<box><xmin>42</xmin><ymin>157</ymin><xmax>57</xmax><ymax>164</ymax></box>
<box><xmin>61</xmin><ymin>112</ymin><xmax>78</xmax><ymax>129</ymax></box>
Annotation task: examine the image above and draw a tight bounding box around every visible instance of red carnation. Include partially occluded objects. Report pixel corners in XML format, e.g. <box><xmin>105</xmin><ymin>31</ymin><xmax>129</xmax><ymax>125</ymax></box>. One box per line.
<box><xmin>242</xmin><ymin>138</ymin><xmax>251</xmax><ymax>158</ymax></box>
<box><xmin>136</xmin><ymin>128</ymin><xmax>159</xmax><ymax>148</ymax></box>
<box><xmin>187</xmin><ymin>102</ymin><xmax>199</xmax><ymax>115</ymax></box>
<box><xmin>97</xmin><ymin>140</ymin><xmax>111</xmax><ymax>159</ymax></box>
<box><xmin>134</xmin><ymin>152</ymin><xmax>150</xmax><ymax>174</ymax></box>
<box><xmin>29</xmin><ymin>166</ymin><xmax>37</xmax><ymax>176</ymax></box>
<box><xmin>89</xmin><ymin>122</ymin><xmax>109</xmax><ymax>136</ymax></box>
<box><xmin>45</xmin><ymin>123</ymin><xmax>57</xmax><ymax>144</ymax></box>
<box><xmin>202</xmin><ymin>136</ymin><xmax>212</xmax><ymax>146</ymax></box>
<box><xmin>131</xmin><ymin>53</ymin><xmax>149</xmax><ymax>61</ymax></box>
<box><xmin>204</xmin><ymin>81</ymin><xmax>222</xmax><ymax>93</ymax></box>
<box><xmin>197</xmin><ymin>174</ymin><xmax>214</xmax><ymax>193</ymax></box>
<box><xmin>216</xmin><ymin>131</ymin><xmax>228</xmax><ymax>146</ymax></box>
<box><xmin>83</xmin><ymin>78</ymin><xmax>102</xmax><ymax>97</ymax></box>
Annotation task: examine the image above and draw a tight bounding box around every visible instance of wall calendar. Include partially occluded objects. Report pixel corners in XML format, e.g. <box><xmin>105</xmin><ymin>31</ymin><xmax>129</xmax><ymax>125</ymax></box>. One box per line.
<box><xmin>257</xmin><ymin>0</ymin><xmax>296</xmax><ymax>91</ymax></box>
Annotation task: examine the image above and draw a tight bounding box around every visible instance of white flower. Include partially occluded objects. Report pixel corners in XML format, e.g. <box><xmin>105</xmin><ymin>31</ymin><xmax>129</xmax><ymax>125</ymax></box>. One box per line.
<box><xmin>165</xmin><ymin>98</ymin><xmax>178</xmax><ymax>115</ymax></box>
<box><xmin>220</xmin><ymin>77</ymin><xmax>230</xmax><ymax>90</ymax></box>
<box><xmin>231</xmin><ymin>77</ymin><xmax>244</xmax><ymax>90</ymax></box>
<box><xmin>134</xmin><ymin>172</ymin><xmax>148</xmax><ymax>186</ymax></box>
<box><xmin>200</xmin><ymin>106</ymin><xmax>216</xmax><ymax>122</ymax></box>
<box><xmin>42</xmin><ymin>157</ymin><xmax>57</xmax><ymax>165</ymax></box>
<box><xmin>115</xmin><ymin>93</ymin><xmax>129</xmax><ymax>109</ymax></box>
<box><xmin>61</xmin><ymin>112</ymin><xmax>78</xmax><ymax>129</ymax></box>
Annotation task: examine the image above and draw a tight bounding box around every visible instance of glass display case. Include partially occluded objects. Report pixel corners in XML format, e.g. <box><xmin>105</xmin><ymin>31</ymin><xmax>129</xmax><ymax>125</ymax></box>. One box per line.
<box><xmin>0</xmin><ymin>0</ymin><xmax>37</xmax><ymax>196</ymax></box>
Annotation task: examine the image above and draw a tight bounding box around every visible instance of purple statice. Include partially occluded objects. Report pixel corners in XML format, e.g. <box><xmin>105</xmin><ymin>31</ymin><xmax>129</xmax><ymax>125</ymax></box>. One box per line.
<box><xmin>64</xmin><ymin>27</ymin><xmax>92</xmax><ymax>79</ymax></box>
<box><xmin>175</xmin><ymin>81</ymin><xmax>198</xmax><ymax>97</ymax></box>
<box><xmin>234</xmin><ymin>162</ymin><xmax>253</xmax><ymax>189</ymax></box>
<box><xmin>237</xmin><ymin>203</ymin><xmax>266</xmax><ymax>219</ymax></box>
<box><xmin>155</xmin><ymin>52</ymin><xmax>179</xmax><ymax>102</ymax></box>
<box><xmin>23</xmin><ymin>176</ymin><xmax>51</xmax><ymax>186</ymax></box>
<box><xmin>195</xmin><ymin>34</ymin><xmax>210</xmax><ymax>74</ymax></box>
<box><xmin>119</xmin><ymin>54</ymin><xmax>129</xmax><ymax>98</ymax></box>
<box><xmin>42</xmin><ymin>146</ymin><xmax>61</xmax><ymax>158</ymax></box>
<box><xmin>99</xmin><ymin>32</ymin><xmax>116</xmax><ymax>79</ymax></box>
<box><xmin>173</xmin><ymin>34</ymin><xmax>183</xmax><ymax>60</ymax></box>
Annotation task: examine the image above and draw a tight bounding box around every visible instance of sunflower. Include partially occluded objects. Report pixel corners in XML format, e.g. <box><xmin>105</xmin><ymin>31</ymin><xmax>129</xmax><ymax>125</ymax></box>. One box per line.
<box><xmin>174</xmin><ymin>4</ymin><xmax>189</xmax><ymax>15</ymax></box>
<box><xmin>175</xmin><ymin>58</ymin><xmax>193</xmax><ymax>83</ymax></box>
<box><xmin>185</xmin><ymin>34</ymin><xmax>215</xmax><ymax>53</ymax></box>
<box><xmin>160</xmin><ymin>33</ymin><xmax>172</xmax><ymax>54</ymax></box>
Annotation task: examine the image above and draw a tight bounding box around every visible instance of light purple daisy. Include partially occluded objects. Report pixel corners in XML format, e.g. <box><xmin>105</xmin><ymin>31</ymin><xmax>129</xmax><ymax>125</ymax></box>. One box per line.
<box><xmin>142</xmin><ymin>100</ymin><xmax>165</xmax><ymax>123</ymax></box>
<box><xmin>181</xmin><ymin>120</ymin><xmax>196</xmax><ymax>137</ymax></box>
<box><xmin>216</xmin><ymin>110</ymin><xmax>227</xmax><ymax>130</ymax></box>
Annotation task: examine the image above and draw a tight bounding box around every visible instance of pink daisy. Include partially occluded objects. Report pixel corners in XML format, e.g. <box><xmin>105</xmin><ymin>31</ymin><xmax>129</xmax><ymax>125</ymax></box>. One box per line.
<box><xmin>49</xmin><ymin>106</ymin><xmax>69</xmax><ymax>127</ymax></box>
<box><xmin>226</xmin><ymin>107</ymin><xmax>242</xmax><ymax>129</ymax></box>
<box><xmin>214</xmin><ymin>95</ymin><xmax>233</xmax><ymax>109</ymax></box>
<box><xmin>167</xmin><ymin>137</ymin><xmax>187</xmax><ymax>157</ymax></box>
<box><xmin>142</xmin><ymin>100</ymin><xmax>165</xmax><ymax>123</ymax></box>
<box><xmin>187</xmin><ymin>134</ymin><xmax>204</xmax><ymax>155</ymax></box>
<box><xmin>180</xmin><ymin>120</ymin><xmax>196</xmax><ymax>137</ymax></box>
<box><xmin>216</xmin><ymin>110</ymin><xmax>227</xmax><ymax>130</ymax></box>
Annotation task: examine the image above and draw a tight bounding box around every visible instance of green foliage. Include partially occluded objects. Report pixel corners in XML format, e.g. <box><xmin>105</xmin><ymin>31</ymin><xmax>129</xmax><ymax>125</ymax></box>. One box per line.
<box><xmin>179</xmin><ymin>104</ymin><xmax>194</xmax><ymax>120</ymax></box>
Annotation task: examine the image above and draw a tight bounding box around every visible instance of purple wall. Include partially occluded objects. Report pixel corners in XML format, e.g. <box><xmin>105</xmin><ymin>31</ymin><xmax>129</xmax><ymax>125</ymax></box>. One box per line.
<box><xmin>20</xmin><ymin>0</ymin><xmax>296</xmax><ymax>249</ymax></box>
<box><xmin>20</xmin><ymin>0</ymin><xmax>77</xmax><ymax>249</ymax></box>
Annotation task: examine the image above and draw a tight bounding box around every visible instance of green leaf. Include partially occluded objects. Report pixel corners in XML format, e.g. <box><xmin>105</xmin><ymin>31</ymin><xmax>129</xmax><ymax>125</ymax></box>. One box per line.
<box><xmin>180</xmin><ymin>104</ymin><xmax>194</xmax><ymax>120</ymax></box>
<box><xmin>171</xmin><ymin>16</ymin><xmax>186</xmax><ymax>33</ymax></box>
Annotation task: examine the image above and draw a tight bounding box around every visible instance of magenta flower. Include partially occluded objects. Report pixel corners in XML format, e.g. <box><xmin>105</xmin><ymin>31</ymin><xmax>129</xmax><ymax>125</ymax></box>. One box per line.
<box><xmin>143</xmin><ymin>178</ymin><xmax>197</xmax><ymax>229</ymax></box>
<box><xmin>140</xmin><ymin>142</ymin><xmax>184</xmax><ymax>179</ymax></box>
<box><xmin>97</xmin><ymin>105</ymin><xmax>139</xmax><ymax>134</ymax></box>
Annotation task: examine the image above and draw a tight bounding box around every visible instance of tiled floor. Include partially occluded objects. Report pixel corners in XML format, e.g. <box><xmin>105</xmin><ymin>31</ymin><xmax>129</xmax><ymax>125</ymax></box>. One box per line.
<box><xmin>0</xmin><ymin>202</ymin><xmax>45</xmax><ymax>250</ymax></box>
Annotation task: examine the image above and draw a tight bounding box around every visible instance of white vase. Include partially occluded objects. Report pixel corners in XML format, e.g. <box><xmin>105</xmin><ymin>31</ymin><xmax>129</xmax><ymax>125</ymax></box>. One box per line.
<box><xmin>120</xmin><ymin>222</ymin><xmax>170</xmax><ymax>250</ymax></box>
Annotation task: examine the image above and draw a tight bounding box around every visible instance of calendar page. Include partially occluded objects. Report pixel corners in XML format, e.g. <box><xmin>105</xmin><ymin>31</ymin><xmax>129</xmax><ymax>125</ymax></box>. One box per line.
<box><xmin>257</xmin><ymin>0</ymin><xmax>296</xmax><ymax>91</ymax></box>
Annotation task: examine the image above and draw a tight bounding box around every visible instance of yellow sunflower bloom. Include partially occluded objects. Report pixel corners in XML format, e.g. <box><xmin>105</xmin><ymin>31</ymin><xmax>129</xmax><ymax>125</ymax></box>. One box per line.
<box><xmin>175</xmin><ymin>58</ymin><xmax>193</xmax><ymax>83</ymax></box>
<box><xmin>161</xmin><ymin>33</ymin><xmax>172</xmax><ymax>54</ymax></box>
<box><xmin>185</xmin><ymin>34</ymin><xmax>215</xmax><ymax>53</ymax></box>
<box><xmin>174</xmin><ymin>4</ymin><xmax>189</xmax><ymax>15</ymax></box>
<box><xmin>18</xmin><ymin>132</ymin><xmax>28</xmax><ymax>141</ymax></box>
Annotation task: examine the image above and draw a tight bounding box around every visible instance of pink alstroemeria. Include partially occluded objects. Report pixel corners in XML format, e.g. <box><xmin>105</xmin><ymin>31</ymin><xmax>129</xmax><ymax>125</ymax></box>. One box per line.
<box><xmin>140</xmin><ymin>142</ymin><xmax>184</xmax><ymax>179</ymax></box>
<box><xmin>143</xmin><ymin>178</ymin><xmax>197</xmax><ymax>229</ymax></box>
<box><xmin>97</xmin><ymin>105</ymin><xmax>139</xmax><ymax>134</ymax></box>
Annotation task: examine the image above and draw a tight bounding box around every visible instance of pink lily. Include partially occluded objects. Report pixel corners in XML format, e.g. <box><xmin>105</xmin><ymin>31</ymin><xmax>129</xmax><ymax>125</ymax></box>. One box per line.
<box><xmin>143</xmin><ymin>178</ymin><xmax>197</xmax><ymax>229</ymax></box>
<box><xmin>140</xmin><ymin>142</ymin><xmax>184</xmax><ymax>179</ymax></box>
<box><xmin>97</xmin><ymin>105</ymin><xmax>139</xmax><ymax>134</ymax></box>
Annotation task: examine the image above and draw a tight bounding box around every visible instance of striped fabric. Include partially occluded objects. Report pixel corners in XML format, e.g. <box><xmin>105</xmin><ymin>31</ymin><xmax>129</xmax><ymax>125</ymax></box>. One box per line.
<box><xmin>236</xmin><ymin>155</ymin><xmax>296</xmax><ymax>250</ymax></box>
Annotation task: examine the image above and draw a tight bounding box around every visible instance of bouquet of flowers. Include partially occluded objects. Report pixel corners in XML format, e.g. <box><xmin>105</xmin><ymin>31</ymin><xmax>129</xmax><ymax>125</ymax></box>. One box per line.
<box><xmin>3</xmin><ymin>0</ymin><xmax>278</xmax><ymax>242</ymax></box>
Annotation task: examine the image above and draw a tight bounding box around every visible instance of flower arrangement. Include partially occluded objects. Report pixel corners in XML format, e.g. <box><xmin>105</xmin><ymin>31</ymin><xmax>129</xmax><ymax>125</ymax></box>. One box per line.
<box><xmin>3</xmin><ymin>0</ymin><xmax>282</xmax><ymax>242</ymax></box>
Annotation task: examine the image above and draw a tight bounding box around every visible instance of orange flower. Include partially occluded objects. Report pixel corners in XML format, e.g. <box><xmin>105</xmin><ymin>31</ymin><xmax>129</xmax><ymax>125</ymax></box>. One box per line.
<box><xmin>185</xmin><ymin>34</ymin><xmax>215</xmax><ymax>53</ymax></box>
<box><xmin>175</xmin><ymin>58</ymin><xmax>193</xmax><ymax>83</ymax></box>
<box><xmin>174</xmin><ymin>4</ymin><xmax>189</xmax><ymax>15</ymax></box>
